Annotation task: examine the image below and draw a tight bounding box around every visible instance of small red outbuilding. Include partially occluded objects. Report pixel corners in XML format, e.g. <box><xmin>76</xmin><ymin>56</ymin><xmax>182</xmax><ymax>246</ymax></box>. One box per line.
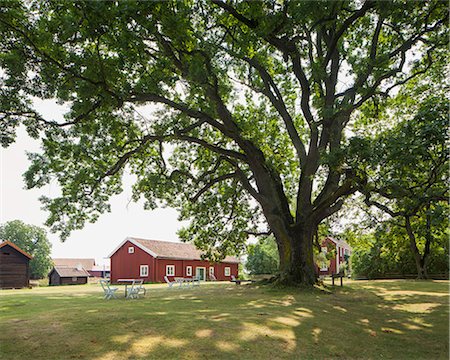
<box><xmin>109</xmin><ymin>237</ymin><xmax>239</xmax><ymax>284</ymax></box>
<box><xmin>317</xmin><ymin>237</ymin><xmax>352</xmax><ymax>276</ymax></box>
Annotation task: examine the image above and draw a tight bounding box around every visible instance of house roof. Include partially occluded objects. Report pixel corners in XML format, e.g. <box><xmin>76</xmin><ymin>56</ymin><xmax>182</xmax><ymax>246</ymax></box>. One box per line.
<box><xmin>323</xmin><ymin>236</ymin><xmax>352</xmax><ymax>250</ymax></box>
<box><xmin>0</xmin><ymin>241</ymin><xmax>33</xmax><ymax>259</ymax></box>
<box><xmin>109</xmin><ymin>237</ymin><xmax>240</xmax><ymax>263</ymax></box>
<box><xmin>53</xmin><ymin>258</ymin><xmax>95</xmax><ymax>270</ymax></box>
<box><xmin>51</xmin><ymin>266</ymin><xmax>90</xmax><ymax>278</ymax></box>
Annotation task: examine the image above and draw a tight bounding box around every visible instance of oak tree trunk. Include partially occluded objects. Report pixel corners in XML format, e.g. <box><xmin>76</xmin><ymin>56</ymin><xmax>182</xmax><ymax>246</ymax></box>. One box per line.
<box><xmin>272</xmin><ymin>222</ymin><xmax>317</xmax><ymax>286</ymax></box>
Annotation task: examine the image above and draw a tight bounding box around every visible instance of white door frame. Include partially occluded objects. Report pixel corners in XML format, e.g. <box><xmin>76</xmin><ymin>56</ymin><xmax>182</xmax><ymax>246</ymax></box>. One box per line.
<box><xmin>196</xmin><ymin>267</ymin><xmax>206</xmax><ymax>281</ymax></box>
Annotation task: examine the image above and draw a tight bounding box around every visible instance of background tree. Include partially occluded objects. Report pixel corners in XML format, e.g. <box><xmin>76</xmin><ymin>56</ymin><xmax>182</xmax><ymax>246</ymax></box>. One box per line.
<box><xmin>344</xmin><ymin>221</ymin><xmax>448</xmax><ymax>279</ymax></box>
<box><xmin>246</xmin><ymin>236</ymin><xmax>279</xmax><ymax>275</ymax></box>
<box><xmin>1</xmin><ymin>1</ymin><xmax>447</xmax><ymax>285</ymax></box>
<box><xmin>348</xmin><ymin>95</ymin><xmax>448</xmax><ymax>278</ymax></box>
<box><xmin>0</xmin><ymin>220</ymin><xmax>53</xmax><ymax>279</ymax></box>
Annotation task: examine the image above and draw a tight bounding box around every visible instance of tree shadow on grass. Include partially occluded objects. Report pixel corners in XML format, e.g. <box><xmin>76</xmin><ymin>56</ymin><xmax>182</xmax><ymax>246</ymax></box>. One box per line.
<box><xmin>0</xmin><ymin>281</ymin><xmax>448</xmax><ymax>359</ymax></box>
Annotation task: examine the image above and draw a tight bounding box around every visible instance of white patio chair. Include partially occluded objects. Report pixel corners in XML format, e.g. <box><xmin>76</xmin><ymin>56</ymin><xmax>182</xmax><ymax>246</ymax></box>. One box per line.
<box><xmin>164</xmin><ymin>276</ymin><xmax>175</xmax><ymax>289</ymax></box>
<box><xmin>100</xmin><ymin>279</ymin><xmax>118</xmax><ymax>300</ymax></box>
<box><xmin>136</xmin><ymin>279</ymin><xmax>146</xmax><ymax>296</ymax></box>
<box><xmin>126</xmin><ymin>280</ymin><xmax>141</xmax><ymax>299</ymax></box>
<box><xmin>209</xmin><ymin>273</ymin><xmax>217</xmax><ymax>281</ymax></box>
<box><xmin>192</xmin><ymin>275</ymin><xmax>200</xmax><ymax>287</ymax></box>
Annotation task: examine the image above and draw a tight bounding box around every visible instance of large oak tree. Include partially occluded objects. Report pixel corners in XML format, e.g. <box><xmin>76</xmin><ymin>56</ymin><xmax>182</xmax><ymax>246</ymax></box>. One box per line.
<box><xmin>1</xmin><ymin>1</ymin><xmax>447</xmax><ymax>285</ymax></box>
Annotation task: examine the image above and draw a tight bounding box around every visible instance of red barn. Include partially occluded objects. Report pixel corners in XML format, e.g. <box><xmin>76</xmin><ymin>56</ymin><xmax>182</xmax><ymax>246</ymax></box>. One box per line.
<box><xmin>317</xmin><ymin>237</ymin><xmax>352</xmax><ymax>276</ymax></box>
<box><xmin>109</xmin><ymin>237</ymin><xmax>240</xmax><ymax>283</ymax></box>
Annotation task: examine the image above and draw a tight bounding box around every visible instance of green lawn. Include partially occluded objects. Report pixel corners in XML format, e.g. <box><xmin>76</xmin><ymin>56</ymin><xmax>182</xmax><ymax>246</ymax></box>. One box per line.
<box><xmin>0</xmin><ymin>280</ymin><xmax>448</xmax><ymax>359</ymax></box>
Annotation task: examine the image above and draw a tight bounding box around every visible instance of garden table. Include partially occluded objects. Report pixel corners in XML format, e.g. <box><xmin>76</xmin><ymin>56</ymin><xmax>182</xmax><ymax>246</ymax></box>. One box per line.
<box><xmin>117</xmin><ymin>278</ymin><xmax>137</xmax><ymax>297</ymax></box>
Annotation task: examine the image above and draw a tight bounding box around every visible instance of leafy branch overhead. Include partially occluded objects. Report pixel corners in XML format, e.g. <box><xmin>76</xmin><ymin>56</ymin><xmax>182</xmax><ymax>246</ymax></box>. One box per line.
<box><xmin>1</xmin><ymin>0</ymin><xmax>447</xmax><ymax>284</ymax></box>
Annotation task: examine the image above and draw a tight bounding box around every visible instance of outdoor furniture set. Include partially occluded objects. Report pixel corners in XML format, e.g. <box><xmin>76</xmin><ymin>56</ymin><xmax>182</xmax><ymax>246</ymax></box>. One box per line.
<box><xmin>164</xmin><ymin>275</ymin><xmax>201</xmax><ymax>288</ymax></box>
<box><xmin>100</xmin><ymin>279</ymin><xmax>146</xmax><ymax>300</ymax></box>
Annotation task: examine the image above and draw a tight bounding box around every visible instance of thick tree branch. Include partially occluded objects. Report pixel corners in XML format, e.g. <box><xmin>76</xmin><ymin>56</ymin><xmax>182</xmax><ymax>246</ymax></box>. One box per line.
<box><xmin>243</xmin><ymin>56</ymin><xmax>307</xmax><ymax>165</ymax></box>
<box><xmin>323</xmin><ymin>0</ymin><xmax>376</xmax><ymax>65</ymax></box>
<box><xmin>191</xmin><ymin>172</ymin><xmax>238</xmax><ymax>202</ymax></box>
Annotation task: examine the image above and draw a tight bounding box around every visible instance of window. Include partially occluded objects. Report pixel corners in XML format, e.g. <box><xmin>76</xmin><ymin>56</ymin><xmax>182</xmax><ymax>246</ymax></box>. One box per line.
<box><xmin>140</xmin><ymin>265</ymin><xmax>149</xmax><ymax>277</ymax></box>
<box><xmin>209</xmin><ymin>267</ymin><xmax>214</xmax><ymax>276</ymax></box>
<box><xmin>321</xmin><ymin>246</ymin><xmax>327</xmax><ymax>254</ymax></box>
<box><xmin>128</xmin><ymin>246</ymin><xmax>135</xmax><ymax>254</ymax></box>
<box><xmin>72</xmin><ymin>277</ymin><xmax>77</xmax><ymax>282</ymax></box>
<box><xmin>224</xmin><ymin>267</ymin><xmax>230</xmax><ymax>277</ymax></box>
<box><xmin>186</xmin><ymin>266</ymin><xmax>192</xmax><ymax>276</ymax></box>
<box><xmin>166</xmin><ymin>265</ymin><xmax>175</xmax><ymax>276</ymax></box>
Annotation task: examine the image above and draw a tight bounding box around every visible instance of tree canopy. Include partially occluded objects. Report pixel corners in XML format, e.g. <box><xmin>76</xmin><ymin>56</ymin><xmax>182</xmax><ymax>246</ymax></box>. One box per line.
<box><xmin>1</xmin><ymin>0</ymin><xmax>447</xmax><ymax>285</ymax></box>
<box><xmin>0</xmin><ymin>220</ymin><xmax>53</xmax><ymax>279</ymax></box>
<box><xmin>346</xmin><ymin>48</ymin><xmax>449</xmax><ymax>278</ymax></box>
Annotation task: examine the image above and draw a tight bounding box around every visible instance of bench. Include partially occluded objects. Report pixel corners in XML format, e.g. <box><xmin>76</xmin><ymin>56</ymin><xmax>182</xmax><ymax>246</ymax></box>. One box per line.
<box><xmin>230</xmin><ymin>276</ymin><xmax>255</xmax><ymax>285</ymax></box>
<box><xmin>331</xmin><ymin>272</ymin><xmax>344</xmax><ymax>287</ymax></box>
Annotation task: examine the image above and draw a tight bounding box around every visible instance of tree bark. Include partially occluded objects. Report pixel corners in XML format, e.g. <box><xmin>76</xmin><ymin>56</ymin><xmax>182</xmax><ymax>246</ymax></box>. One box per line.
<box><xmin>270</xmin><ymin>221</ymin><xmax>317</xmax><ymax>286</ymax></box>
<box><xmin>405</xmin><ymin>216</ymin><xmax>430</xmax><ymax>280</ymax></box>
<box><xmin>288</xmin><ymin>224</ymin><xmax>317</xmax><ymax>285</ymax></box>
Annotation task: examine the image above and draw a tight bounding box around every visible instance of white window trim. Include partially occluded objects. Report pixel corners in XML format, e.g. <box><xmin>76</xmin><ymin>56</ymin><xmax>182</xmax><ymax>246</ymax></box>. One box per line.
<box><xmin>186</xmin><ymin>266</ymin><xmax>192</xmax><ymax>276</ymax></box>
<box><xmin>224</xmin><ymin>267</ymin><xmax>231</xmax><ymax>277</ymax></box>
<box><xmin>128</xmin><ymin>246</ymin><xmax>135</xmax><ymax>254</ymax></box>
<box><xmin>166</xmin><ymin>265</ymin><xmax>175</xmax><ymax>276</ymax></box>
<box><xmin>140</xmin><ymin>265</ymin><xmax>149</xmax><ymax>277</ymax></box>
<box><xmin>209</xmin><ymin>267</ymin><xmax>214</xmax><ymax>275</ymax></box>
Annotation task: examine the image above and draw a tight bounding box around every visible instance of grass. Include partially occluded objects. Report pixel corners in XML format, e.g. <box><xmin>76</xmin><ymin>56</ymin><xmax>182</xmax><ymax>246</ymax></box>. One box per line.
<box><xmin>0</xmin><ymin>280</ymin><xmax>448</xmax><ymax>359</ymax></box>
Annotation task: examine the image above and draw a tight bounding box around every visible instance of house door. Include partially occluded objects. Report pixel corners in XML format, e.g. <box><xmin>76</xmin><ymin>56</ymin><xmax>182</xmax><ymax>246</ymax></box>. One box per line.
<box><xmin>196</xmin><ymin>267</ymin><xmax>206</xmax><ymax>281</ymax></box>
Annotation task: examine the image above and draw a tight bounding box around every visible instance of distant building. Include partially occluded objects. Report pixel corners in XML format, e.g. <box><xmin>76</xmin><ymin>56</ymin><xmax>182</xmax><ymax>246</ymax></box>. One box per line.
<box><xmin>109</xmin><ymin>237</ymin><xmax>240</xmax><ymax>283</ymax></box>
<box><xmin>48</xmin><ymin>265</ymin><xmax>90</xmax><ymax>285</ymax></box>
<box><xmin>0</xmin><ymin>241</ymin><xmax>33</xmax><ymax>289</ymax></box>
<box><xmin>317</xmin><ymin>237</ymin><xmax>352</xmax><ymax>276</ymax></box>
<box><xmin>52</xmin><ymin>258</ymin><xmax>109</xmax><ymax>278</ymax></box>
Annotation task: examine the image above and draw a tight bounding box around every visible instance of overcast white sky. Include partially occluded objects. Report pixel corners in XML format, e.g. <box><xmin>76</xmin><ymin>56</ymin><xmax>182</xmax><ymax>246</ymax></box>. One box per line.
<box><xmin>0</xmin><ymin>100</ymin><xmax>185</xmax><ymax>265</ymax></box>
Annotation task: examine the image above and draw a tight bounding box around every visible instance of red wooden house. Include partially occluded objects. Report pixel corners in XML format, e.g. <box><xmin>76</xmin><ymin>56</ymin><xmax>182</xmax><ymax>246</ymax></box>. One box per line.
<box><xmin>109</xmin><ymin>237</ymin><xmax>240</xmax><ymax>283</ymax></box>
<box><xmin>317</xmin><ymin>237</ymin><xmax>352</xmax><ymax>276</ymax></box>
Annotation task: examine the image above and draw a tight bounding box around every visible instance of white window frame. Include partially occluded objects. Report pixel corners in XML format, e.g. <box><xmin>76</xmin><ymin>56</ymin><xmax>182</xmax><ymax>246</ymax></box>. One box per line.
<box><xmin>209</xmin><ymin>267</ymin><xmax>214</xmax><ymax>276</ymax></box>
<box><xmin>128</xmin><ymin>246</ymin><xmax>135</xmax><ymax>254</ymax></box>
<box><xmin>166</xmin><ymin>265</ymin><xmax>175</xmax><ymax>276</ymax></box>
<box><xmin>224</xmin><ymin>267</ymin><xmax>231</xmax><ymax>277</ymax></box>
<box><xmin>140</xmin><ymin>265</ymin><xmax>149</xmax><ymax>277</ymax></box>
<box><xmin>186</xmin><ymin>266</ymin><xmax>192</xmax><ymax>276</ymax></box>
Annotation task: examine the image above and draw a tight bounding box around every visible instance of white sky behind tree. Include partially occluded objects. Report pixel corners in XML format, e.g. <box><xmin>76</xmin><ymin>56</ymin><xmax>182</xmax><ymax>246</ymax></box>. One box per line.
<box><xmin>0</xmin><ymin>99</ymin><xmax>186</xmax><ymax>265</ymax></box>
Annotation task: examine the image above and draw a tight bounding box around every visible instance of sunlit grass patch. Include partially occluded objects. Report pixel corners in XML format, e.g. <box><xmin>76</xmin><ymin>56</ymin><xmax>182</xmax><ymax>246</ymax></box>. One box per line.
<box><xmin>0</xmin><ymin>280</ymin><xmax>448</xmax><ymax>359</ymax></box>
